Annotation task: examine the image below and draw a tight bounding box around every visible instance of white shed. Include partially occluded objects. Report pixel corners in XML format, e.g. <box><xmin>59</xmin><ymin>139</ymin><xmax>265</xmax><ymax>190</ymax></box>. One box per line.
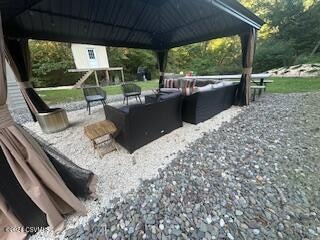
<box><xmin>70</xmin><ymin>44</ymin><xmax>124</xmax><ymax>88</ymax></box>
<box><xmin>71</xmin><ymin>44</ymin><xmax>110</xmax><ymax>69</ymax></box>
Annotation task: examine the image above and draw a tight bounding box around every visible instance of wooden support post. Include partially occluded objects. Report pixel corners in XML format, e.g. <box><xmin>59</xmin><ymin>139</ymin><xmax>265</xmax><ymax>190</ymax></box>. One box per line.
<box><xmin>121</xmin><ymin>69</ymin><xmax>125</xmax><ymax>82</ymax></box>
<box><xmin>237</xmin><ymin>28</ymin><xmax>257</xmax><ymax>106</ymax></box>
<box><xmin>156</xmin><ymin>50</ymin><xmax>169</xmax><ymax>88</ymax></box>
<box><xmin>94</xmin><ymin>70</ymin><xmax>99</xmax><ymax>86</ymax></box>
<box><xmin>105</xmin><ymin>70</ymin><xmax>110</xmax><ymax>85</ymax></box>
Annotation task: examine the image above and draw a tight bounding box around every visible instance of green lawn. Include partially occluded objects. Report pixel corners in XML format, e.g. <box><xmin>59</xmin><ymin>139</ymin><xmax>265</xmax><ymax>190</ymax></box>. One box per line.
<box><xmin>268</xmin><ymin>77</ymin><xmax>320</xmax><ymax>93</ymax></box>
<box><xmin>37</xmin><ymin>77</ymin><xmax>320</xmax><ymax>104</ymax></box>
<box><xmin>37</xmin><ymin>80</ymin><xmax>159</xmax><ymax>104</ymax></box>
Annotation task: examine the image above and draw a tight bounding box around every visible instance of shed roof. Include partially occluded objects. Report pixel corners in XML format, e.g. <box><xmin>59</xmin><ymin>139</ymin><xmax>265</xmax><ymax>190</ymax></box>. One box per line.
<box><xmin>0</xmin><ymin>0</ymin><xmax>264</xmax><ymax>50</ymax></box>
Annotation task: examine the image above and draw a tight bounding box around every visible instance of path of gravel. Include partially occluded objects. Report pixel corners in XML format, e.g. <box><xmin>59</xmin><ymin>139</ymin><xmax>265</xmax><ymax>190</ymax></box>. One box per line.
<box><xmin>26</xmin><ymin>98</ymin><xmax>242</xmax><ymax>240</ymax></box>
<box><xmin>59</xmin><ymin>92</ymin><xmax>320</xmax><ymax>240</ymax></box>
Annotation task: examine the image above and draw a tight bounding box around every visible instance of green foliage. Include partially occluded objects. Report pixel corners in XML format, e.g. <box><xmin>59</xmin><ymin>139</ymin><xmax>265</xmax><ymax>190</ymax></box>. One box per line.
<box><xmin>168</xmin><ymin>37</ymin><xmax>242</xmax><ymax>75</ymax></box>
<box><xmin>29</xmin><ymin>0</ymin><xmax>320</xmax><ymax>87</ymax></box>
<box><xmin>283</xmin><ymin>3</ymin><xmax>320</xmax><ymax>54</ymax></box>
<box><xmin>254</xmin><ymin>39</ymin><xmax>296</xmax><ymax>71</ymax></box>
<box><xmin>30</xmin><ymin>40</ymin><xmax>79</xmax><ymax>87</ymax></box>
<box><xmin>294</xmin><ymin>54</ymin><xmax>320</xmax><ymax>65</ymax></box>
<box><xmin>107</xmin><ymin>47</ymin><xmax>157</xmax><ymax>80</ymax></box>
<box><xmin>167</xmin><ymin>43</ymin><xmax>215</xmax><ymax>74</ymax></box>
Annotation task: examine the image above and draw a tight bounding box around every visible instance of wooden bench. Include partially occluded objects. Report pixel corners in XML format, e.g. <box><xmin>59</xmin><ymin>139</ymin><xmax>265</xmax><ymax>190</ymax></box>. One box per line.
<box><xmin>84</xmin><ymin>120</ymin><xmax>118</xmax><ymax>158</ymax></box>
<box><xmin>252</xmin><ymin>79</ymin><xmax>273</xmax><ymax>92</ymax></box>
<box><xmin>250</xmin><ymin>85</ymin><xmax>266</xmax><ymax>101</ymax></box>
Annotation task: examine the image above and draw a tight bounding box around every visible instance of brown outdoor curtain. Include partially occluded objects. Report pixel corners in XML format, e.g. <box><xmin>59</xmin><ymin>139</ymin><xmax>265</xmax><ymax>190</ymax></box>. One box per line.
<box><xmin>0</xmin><ymin>15</ymin><xmax>86</xmax><ymax>240</ymax></box>
<box><xmin>237</xmin><ymin>28</ymin><xmax>257</xmax><ymax>106</ymax></box>
<box><xmin>156</xmin><ymin>50</ymin><xmax>168</xmax><ymax>88</ymax></box>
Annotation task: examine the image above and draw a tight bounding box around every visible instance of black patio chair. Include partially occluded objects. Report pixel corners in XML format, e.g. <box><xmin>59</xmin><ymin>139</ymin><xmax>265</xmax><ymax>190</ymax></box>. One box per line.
<box><xmin>121</xmin><ymin>83</ymin><xmax>142</xmax><ymax>105</ymax></box>
<box><xmin>83</xmin><ymin>86</ymin><xmax>107</xmax><ymax>115</ymax></box>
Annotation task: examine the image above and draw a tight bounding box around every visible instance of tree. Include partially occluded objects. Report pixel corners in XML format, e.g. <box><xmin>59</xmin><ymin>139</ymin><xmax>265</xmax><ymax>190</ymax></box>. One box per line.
<box><xmin>107</xmin><ymin>47</ymin><xmax>157</xmax><ymax>80</ymax></box>
<box><xmin>29</xmin><ymin>40</ymin><xmax>77</xmax><ymax>87</ymax></box>
<box><xmin>29</xmin><ymin>0</ymin><xmax>320</xmax><ymax>87</ymax></box>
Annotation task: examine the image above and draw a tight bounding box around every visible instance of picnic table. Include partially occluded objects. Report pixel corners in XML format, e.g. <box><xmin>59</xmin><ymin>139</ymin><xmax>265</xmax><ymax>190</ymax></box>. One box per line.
<box><xmin>185</xmin><ymin>73</ymin><xmax>271</xmax><ymax>85</ymax></box>
<box><xmin>184</xmin><ymin>73</ymin><xmax>273</xmax><ymax>100</ymax></box>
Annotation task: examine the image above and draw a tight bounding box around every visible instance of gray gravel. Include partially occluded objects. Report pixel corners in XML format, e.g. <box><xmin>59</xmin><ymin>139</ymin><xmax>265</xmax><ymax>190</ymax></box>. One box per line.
<box><xmin>60</xmin><ymin>91</ymin><xmax>320</xmax><ymax>240</ymax></box>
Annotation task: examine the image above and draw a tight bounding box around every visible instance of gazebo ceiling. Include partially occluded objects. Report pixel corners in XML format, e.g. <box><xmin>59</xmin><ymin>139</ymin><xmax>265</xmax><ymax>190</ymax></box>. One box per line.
<box><xmin>1</xmin><ymin>0</ymin><xmax>263</xmax><ymax>50</ymax></box>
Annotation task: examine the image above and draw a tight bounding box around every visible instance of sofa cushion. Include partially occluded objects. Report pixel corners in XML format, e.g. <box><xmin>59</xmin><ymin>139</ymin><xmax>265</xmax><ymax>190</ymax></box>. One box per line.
<box><xmin>86</xmin><ymin>95</ymin><xmax>105</xmax><ymax>101</ymax></box>
<box><xmin>159</xmin><ymin>92</ymin><xmax>181</xmax><ymax>101</ymax></box>
<box><xmin>119</xmin><ymin>106</ymin><xmax>130</xmax><ymax>113</ymax></box>
<box><xmin>197</xmin><ymin>84</ymin><xmax>213</xmax><ymax>92</ymax></box>
<box><xmin>211</xmin><ymin>82</ymin><xmax>225</xmax><ymax>89</ymax></box>
<box><xmin>195</xmin><ymin>80</ymin><xmax>215</xmax><ymax>87</ymax></box>
<box><xmin>160</xmin><ymin>88</ymin><xmax>180</xmax><ymax>93</ymax></box>
<box><xmin>221</xmin><ymin>81</ymin><xmax>234</xmax><ymax>86</ymax></box>
<box><xmin>119</xmin><ymin>104</ymin><xmax>143</xmax><ymax>113</ymax></box>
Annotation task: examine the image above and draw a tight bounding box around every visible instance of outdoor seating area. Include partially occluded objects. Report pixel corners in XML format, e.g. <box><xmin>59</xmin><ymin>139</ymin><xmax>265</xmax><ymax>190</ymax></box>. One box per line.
<box><xmin>22</xmin><ymin>98</ymin><xmax>242</xmax><ymax>239</ymax></box>
<box><xmin>1</xmin><ymin>0</ymin><xmax>319</xmax><ymax>238</ymax></box>
<box><xmin>100</xmin><ymin>78</ymin><xmax>240</xmax><ymax>153</ymax></box>
<box><xmin>0</xmin><ymin>0</ymin><xmax>271</xmax><ymax>239</ymax></box>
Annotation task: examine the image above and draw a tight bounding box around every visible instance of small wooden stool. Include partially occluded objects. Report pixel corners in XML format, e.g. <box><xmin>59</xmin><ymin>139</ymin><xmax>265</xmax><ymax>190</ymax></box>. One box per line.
<box><xmin>84</xmin><ymin>120</ymin><xmax>118</xmax><ymax>158</ymax></box>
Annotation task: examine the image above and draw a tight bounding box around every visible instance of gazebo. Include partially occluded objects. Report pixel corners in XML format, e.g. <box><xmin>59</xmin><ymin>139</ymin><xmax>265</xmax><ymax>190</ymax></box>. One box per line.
<box><xmin>0</xmin><ymin>0</ymin><xmax>263</xmax><ymax>239</ymax></box>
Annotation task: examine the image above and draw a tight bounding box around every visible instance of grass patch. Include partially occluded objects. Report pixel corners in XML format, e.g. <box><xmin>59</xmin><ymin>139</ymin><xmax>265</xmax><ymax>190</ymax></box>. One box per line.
<box><xmin>268</xmin><ymin>77</ymin><xmax>320</xmax><ymax>93</ymax></box>
<box><xmin>37</xmin><ymin>80</ymin><xmax>159</xmax><ymax>104</ymax></box>
<box><xmin>37</xmin><ymin>77</ymin><xmax>320</xmax><ymax>104</ymax></box>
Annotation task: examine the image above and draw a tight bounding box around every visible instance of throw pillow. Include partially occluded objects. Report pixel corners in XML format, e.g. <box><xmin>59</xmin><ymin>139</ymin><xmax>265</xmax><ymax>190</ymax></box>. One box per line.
<box><xmin>186</xmin><ymin>79</ymin><xmax>196</xmax><ymax>88</ymax></box>
<box><xmin>173</xmin><ymin>79</ymin><xmax>181</xmax><ymax>88</ymax></box>
<box><xmin>180</xmin><ymin>87</ymin><xmax>194</xmax><ymax>96</ymax></box>
<box><xmin>164</xmin><ymin>79</ymin><xmax>174</xmax><ymax>88</ymax></box>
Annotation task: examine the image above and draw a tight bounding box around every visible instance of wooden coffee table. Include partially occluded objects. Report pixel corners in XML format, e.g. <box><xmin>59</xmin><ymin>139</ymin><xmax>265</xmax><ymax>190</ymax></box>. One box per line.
<box><xmin>84</xmin><ymin>120</ymin><xmax>118</xmax><ymax>158</ymax></box>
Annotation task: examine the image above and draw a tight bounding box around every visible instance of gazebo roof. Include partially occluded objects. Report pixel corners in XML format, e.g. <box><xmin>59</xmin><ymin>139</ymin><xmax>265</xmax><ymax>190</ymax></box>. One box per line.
<box><xmin>1</xmin><ymin>0</ymin><xmax>264</xmax><ymax>50</ymax></box>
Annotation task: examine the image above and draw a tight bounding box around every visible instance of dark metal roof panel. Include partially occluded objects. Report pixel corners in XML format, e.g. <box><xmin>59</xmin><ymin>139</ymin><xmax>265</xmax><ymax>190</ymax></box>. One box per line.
<box><xmin>1</xmin><ymin>0</ymin><xmax>264</xmax><ymax>50</ymax></box>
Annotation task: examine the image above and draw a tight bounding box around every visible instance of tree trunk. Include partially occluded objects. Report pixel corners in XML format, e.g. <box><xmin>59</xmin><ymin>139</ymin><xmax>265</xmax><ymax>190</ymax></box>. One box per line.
<box><xmin>310</xmin><ymin>40</ymin><xmax>320</xmax><ymax>57</ymax></box>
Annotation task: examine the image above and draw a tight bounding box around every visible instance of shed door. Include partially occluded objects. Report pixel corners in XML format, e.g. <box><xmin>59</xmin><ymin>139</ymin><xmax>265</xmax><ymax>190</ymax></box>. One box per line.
<box><xmin>87</xmin><ymin>48</ymin><xmax>98</xmax><ymax>68</ymax></box>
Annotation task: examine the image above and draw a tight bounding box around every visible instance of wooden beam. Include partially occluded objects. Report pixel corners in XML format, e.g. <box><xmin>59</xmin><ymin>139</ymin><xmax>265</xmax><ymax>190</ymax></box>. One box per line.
<box><xmin>94</xmin><ymin>71</ymin><xmax>99</xmax><ymax>86</ymax></box>
<box><xmin>121</xmin><ymin>69</ymin><xmax>125</xmax><ymax>82</ymax></box>
<box><xmin>68</xmin><ymin>67</ymin><xmax>123</xmax><ymax>72</ymax></box>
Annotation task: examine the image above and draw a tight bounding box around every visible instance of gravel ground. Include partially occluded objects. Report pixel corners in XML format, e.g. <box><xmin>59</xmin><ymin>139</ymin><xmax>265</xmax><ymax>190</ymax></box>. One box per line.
<box><xmin>25</xmin><ymin>98</ymin><xmax>242</xmax><ymax>240</ymax></box>
<box><xmin>45</xmin><ymin>91</ymin><xmax>320</xmax><ymax>240</ymax></box>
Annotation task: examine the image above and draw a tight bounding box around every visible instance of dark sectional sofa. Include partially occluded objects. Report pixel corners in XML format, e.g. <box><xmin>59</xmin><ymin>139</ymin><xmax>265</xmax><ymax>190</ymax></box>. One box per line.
<box><xmin>182</xmin><ymin>84</ymin><xmax>239</xmax><ymax>124</ymax></box>
<box><xmin>104</xmin><ymin>93</ymin><xmax>182</xmax><ymax>153</ymax></box>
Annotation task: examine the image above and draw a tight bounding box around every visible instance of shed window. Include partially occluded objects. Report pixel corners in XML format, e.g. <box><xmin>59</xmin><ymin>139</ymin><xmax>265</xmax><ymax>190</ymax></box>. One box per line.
<box><xmin>87</xmin><ymin>49</ymin><xmax>96</xmax><ymax>59</ymax></box>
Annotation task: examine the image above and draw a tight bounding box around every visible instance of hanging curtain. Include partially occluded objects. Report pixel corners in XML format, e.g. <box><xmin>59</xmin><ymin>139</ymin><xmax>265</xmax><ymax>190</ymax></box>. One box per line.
<box><xmin>156</xmin><ymin>50</ymin><xmax>168</xmax><ymax>88</ymax></box>
<box><xmin>5</xmin><ymin>38</ymin><xmax>51</xmax><ymax>121</ymax></box>
<box><xmin>237</xmin><ymin>28</ymin><xmax>257</xmax><ymax>106</ymax></box>
<box><xmin>0</xmin><ymin>15</ymin><xmax>87</xmax><ymax>240</ymax></box>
